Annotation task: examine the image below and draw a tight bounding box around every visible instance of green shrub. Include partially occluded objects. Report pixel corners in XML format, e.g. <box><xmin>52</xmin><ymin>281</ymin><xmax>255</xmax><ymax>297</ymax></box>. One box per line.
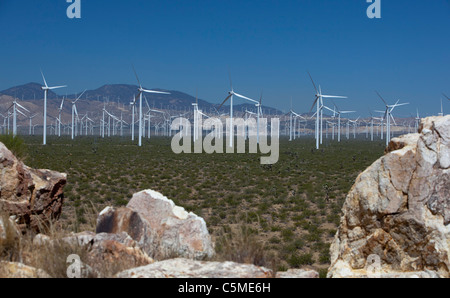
<box><xmin>0</xmin><ymin>134</ymin><xmax>27</xmax><ymax>160</ymax></box>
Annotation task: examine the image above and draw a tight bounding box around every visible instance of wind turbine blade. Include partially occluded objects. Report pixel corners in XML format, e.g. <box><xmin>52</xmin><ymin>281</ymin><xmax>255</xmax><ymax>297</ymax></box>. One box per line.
<box><xmin>309</xmin><ymin>96</ymin><xmax>319</xmax><ymax>113</ymax></box>
<box><xmin>323</xmin><ymin>105</ymin><xmax>335</xmax><ymax>113</ymax></box>
<box><xmin>390</xmin><ymin>113</ymin><xmax>397</xmax><ymax>126</ymax></box>
<box><xmin>16</xmin><ymin>102</ymin><xmax>30</xmax><ymax>113</ymax></box>
<box><xmin>74</xmin><ymin>105</ymin><xmax>78</xmax><ymax>116</ymax></box>
<box><xmin>218</xmin><ymin>94</ymin><xmax>232</xmax><ymax>109</ymax></box>
<box><xmin>142</xmin><ymin>89</ymin><xmax>170</xmax><ymax>95</ymax></box>
<box><xmin>443</xmin><ymin>93</ymin><xmax>449</xmax><ymax>100</ymax></box>
<box><xmin>321</xmin><ymin>95</ymin><xmax>347</xmax><ymax>99</ymax></box>
<box><xmin>48</xmin><ymin>85</ymin><xmax>67</xmax><ymax>90</ymax></box>
<box><xmin>40</xmin><ymin>70</ymin><xmax>48</xmax><ymax>88</ymax></box>
<box><xmin>76</xmin><ymin>89</ymin><xmax>87</xmax><ymax>101</ymax></box>
<box><xmin>60</xmin><ymin>97</ymin><xmax>65</xmax><ymax>110</ymax></box>
<box><xmin>307</xmin><ymin>71</ymin><xmax>318</xmax><ymax>94</ymax></box>
<box><xmin>233</xmin><ymin>92</ymin><xmax>258</xmax><ymax>103</ymax></box>
<box><xmin>132</xmin><ymin>65</ymin><xmax>142</xmax><ymax>88</ymax></box>
<box><xmin>144</xmin><ymin>94</ymin><xmax>151</xmax><ymax>110</ymax></box>
<box><xmin>376</xmin><ymin>91</ymin><xmax>388</xmax><ymax>106</ymax></box>
<box><xmin>340</xmin><ymin>111</ymin><xmax>356</xmax><ymax>114</ymax></box>
<box><xmin>16</xmin><ymin>109</ymin><xmax>27</xmax><ymax>117</ymax></box>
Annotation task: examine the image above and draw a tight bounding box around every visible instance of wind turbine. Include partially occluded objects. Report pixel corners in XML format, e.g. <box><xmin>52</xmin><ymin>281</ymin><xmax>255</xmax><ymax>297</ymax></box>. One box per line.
<box><xmin>57</xmin><ymin>97</ymin><xmax>65</xmax><ymax>137</ymax></box>
<box><xmin>218</xmin><ymin>74</ymin><xmax>259</xmax><ymax>147</ymax></box>
<box><xmin>255</xmin><ymin>92</ymin><xmax>264</xmax><ymax>143</ymax></box>
<box><xmin>376</xmin><ymin>91</ymin><xmax>409</xmax><ymax>146</ymax></box>
<box><xmin>40</xmin><ymin>71</ymin><xmax>66</xmax><ymax>145</ymax></box>
<box><xmin>28</xmin><ymin>113</ymin><xmax>38</xmax><ymax>136</ymax></box>
<box><xmin>144</xmin><ymin>94</ymin><xmax>164</xmax><ymax>139</ymax></box>
<box><xmin>438</xmin><ymin>97</ymin><xmax>444</xmax><ymax>116</ymax></box>
<box><xmin>329</xmin><ymin>102</ymin><xmax>355</xmax><ymax>142</ymax></box>
<box><xmin>8</xmin><ymin>98</ymin><xmax>30</xmax><ymax>136</ymax></box>
<box><xmin>414</xmin><ymin>109</ymin><xmax>420</xmax><ymax>132</ymax></box>
<box><xmin>308</xmin><ymin>72</ymin><xmax>347</xmax><ymax>149</ymax></box>
<box><xmin>70</xmin><ymin>90</ymin><xmax>86</xmax><ymax>140</ymax></box>
<box><xmin>132</xmin><ymin>66</ymin><xmax>170</xmax><ymax>146</ymax></box>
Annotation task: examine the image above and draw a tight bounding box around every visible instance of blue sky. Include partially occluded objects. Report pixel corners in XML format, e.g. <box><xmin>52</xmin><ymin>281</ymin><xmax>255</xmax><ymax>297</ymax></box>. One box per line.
<box><xmin>0</xmin><ymin>0</ymin><xmax>449</xmax><ymax>117</ymax></box>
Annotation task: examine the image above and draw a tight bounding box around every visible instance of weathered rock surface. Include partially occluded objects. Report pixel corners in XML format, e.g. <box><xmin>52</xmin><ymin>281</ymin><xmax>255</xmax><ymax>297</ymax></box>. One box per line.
<box><xmin>275</xmin><ymin>268</ymin><xmax>319</xmax><ymax>278</ymax></box>
<box><xmin>0</xmin><ymin>261</ymin><xmax>50</xmax><ymax>278</ymax></box>
<box><xmin>0</xmin><ymin>215</ymin><xmax>20</xmax><ymax>244</ymax></box>
<box><xmin>0</xmin><ymin>142</ymin><xmax>67</xmax><ymax>232</ymax></box>
<box><xmin>115</xmin><ymin>258</ymin><xmax>273</xmax><ymax>278</ymax></box>
<box><xmin>33</xmin><ymin>231</ymin><xmax>154</xmax><ymax>277</ymax></box>
<box><xmin>328</xmin><ymin>115</ymin><xmax>450</xmax><ymax>278</ymax></box>
<box><xmin>96</xmin><ymin>189</ymin><xmax>215</xmax><ymax>260</ymax></box>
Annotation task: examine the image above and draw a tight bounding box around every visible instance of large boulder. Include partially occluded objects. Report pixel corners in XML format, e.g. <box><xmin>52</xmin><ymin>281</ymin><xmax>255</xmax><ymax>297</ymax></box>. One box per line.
<box><xmin>0</xmin><ymin>142</ymin><xmax>67</xmax><ymax>232</ymax></box>
<box><xmin>328</xmin><ymin>115</ymin><xmax>450</xmax><ymax>278</ymax></box>
<box><xmin>96</xmin><ymin>189</ymin><xmax>215</xmax><ymax>260</ymax></box>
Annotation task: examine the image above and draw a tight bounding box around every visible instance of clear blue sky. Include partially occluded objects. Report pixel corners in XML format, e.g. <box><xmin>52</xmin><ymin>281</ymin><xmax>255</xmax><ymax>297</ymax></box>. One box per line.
<box><xmin>1</xmin><ymin>0</ymin><xmax>449</xmax><ymax>117</ymax></box>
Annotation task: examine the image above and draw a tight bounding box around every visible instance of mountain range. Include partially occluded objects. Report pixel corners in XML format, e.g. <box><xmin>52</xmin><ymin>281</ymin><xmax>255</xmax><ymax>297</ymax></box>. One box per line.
<box><xmin>0</xmin><ymin>82</ymin><xmax>284</xmax><ymax>116</ymax></box>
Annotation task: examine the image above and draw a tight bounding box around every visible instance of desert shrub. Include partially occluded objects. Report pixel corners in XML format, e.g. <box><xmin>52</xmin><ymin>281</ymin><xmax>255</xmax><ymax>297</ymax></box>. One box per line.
<box><xmin>215</xmin><ymin>224</ymin><xmax>268</xmax><ymax>268</ymax></box>
<box><xmin>0</xmin><ymin>134</ymin><xmax>27</xmax><ymax>160</ymax></box>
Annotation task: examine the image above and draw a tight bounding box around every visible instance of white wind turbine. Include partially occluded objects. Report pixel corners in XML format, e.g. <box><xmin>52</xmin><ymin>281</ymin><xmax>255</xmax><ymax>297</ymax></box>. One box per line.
<box><xmin>8</xmin><ymin>98</ymin><xmax>30</xmax><ymax>136</ymax></box>
<box><xmin>144</xmin><ymin>95</ymin><xmax>164</xmax><ymax>139</ymax></box>
<box><xmin>414</xmin><ymin>108</ymin><xmax>420</xmax><ymax>132</ymax></box>
<box><xmin>330</xmin><ymin>102</ymin><xmax>355</xmax><ymax>142</ymax></box>
<box><xmin>57</xmin><ymin>96</ymin><xmax>65</xmax><ymax>137</ymax></box>
<box><xmin>376</xmin><ymin>91</ymin><xmax>409</xmax><ymax>146</ymax></box>
<box><xmin>28</xmin><ymin>113</ymin><xmax>38</xmax><ymax>136</ymax></box>
<box><xmin>255</xmin><ymin>92</ymin><xmax>264</xmax><ymax>143</ymax></box>
<box><xmin>308</xmin><ymin>72</ymin><xmax>347</xmax><ymax>149</ymax></box>
<box><xmin>368</xmin><ymin>110</ymin><xmax>383</xmax><ymax>141</ymax></box>
<box><xmin>130</xmin><ymin>95</ymin><xmax>137</xmax><ymax>141</ymax></box>
<box><xmin>70</xmin><ymin>90</ymin><xmax>86</xmax><ymax>140</ymax></box>
<box><xmin>133</xmin><ymin>67</ymin><xmax>170</xmax><ymax>146</ymax></box>
<box><xmin>438</xmin><ymin>97</ymin><xmax>444</xmax><ymax>116</ymax></box>
<box><xmin>219</xmin><ymin>75</ymin><xmax>259</xmax><ymax>147</ymax></box>
<box><xmin>41</xmin><ymin>71</ymin><xmax>66</xmax><ymax>145</ymax></box>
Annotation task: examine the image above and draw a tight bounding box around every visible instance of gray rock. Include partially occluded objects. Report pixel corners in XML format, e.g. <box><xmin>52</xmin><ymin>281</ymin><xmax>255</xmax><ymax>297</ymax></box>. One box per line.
<box><xmin>96</xmin><ymin>189</ymin><xmax>215</xmax><ymax>260</ymax></box>
<box><xmin>328</xmin><ymin>116</ymin><xmax>450</xmax><ymax>278</ymax></box>
<box><xmin>115</xmin><ymin>258</ymin><xmax>273</xmax><ymax>278</ymax></box>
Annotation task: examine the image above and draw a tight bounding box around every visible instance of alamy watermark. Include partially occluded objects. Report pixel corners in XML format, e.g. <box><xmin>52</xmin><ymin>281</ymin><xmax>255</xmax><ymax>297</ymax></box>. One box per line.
<box><xmin>66</xmin><ymin>0</ymin><xmax>81</xmax><ymax>19</ymax></box>
<box><xmin>170</xmin><ymin>110</ymin><xmax>280</xmax><ymax>165</ymax></box>
<box><xmin>366</xmin><ymin>0</ymin><xmax>381</xmax><ymax>19</ymax></box>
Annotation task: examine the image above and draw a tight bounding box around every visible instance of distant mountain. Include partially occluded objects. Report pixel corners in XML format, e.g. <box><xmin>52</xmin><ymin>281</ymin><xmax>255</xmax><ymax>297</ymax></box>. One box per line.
<box><xmin>0</xmin><ymin>83</ymin><xmax>283</xmax><ymax>116</ymax></box>
<box><xmin>0</xmin><ymin>82</ymin><xmax>58</xmax><ymax>100</ymax></box>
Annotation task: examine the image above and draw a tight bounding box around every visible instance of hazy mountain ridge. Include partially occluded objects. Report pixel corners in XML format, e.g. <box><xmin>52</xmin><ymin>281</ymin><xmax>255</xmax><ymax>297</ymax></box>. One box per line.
<box><xmin>0</xmin><ymin>83</ymin><xmax>284</xmax><ymax>118</ymax></box>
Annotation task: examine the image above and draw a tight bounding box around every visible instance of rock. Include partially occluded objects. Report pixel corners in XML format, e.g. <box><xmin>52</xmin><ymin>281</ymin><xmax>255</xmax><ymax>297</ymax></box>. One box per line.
<box><xmin>115</xmin><ymin>258</ymin><xmax>273</xmax><ymax>278</ymax></box>
<box><xmin>0</xmin><ymin>262</ymin><xmax>51</xmax><ymax>278</ymax></box>
<box><xmin>275</xmin><ymin>269</ymin><xmax>319</xmax><ymax>278</ymax></box>
<box><xmin>0</xmin><ymin>215</ymin><xmax>20</xmax><ymax>245</ymax></box>
<box><xmin>328</xmin><ymin>115</ymin><xmax>450</xmax><ymax>278</ymax></box>
<box><xmin>0</xmin><ymin>142</ymin><xmax>67</xmax><ymax>233</ymax></box>
<box><xmin>96</xmin><ymin>189</ymin><xmax>215</xmax><ymax>260</ymax></box>
<box><xmin>32</xmin><ymin>230</ymin><xmax>153</xmax><ymax>277</ymax></box>
<box><xmin>86</xmin><ymin>232</ymin><xmax>154</xmax><ymax>276</ymax></box>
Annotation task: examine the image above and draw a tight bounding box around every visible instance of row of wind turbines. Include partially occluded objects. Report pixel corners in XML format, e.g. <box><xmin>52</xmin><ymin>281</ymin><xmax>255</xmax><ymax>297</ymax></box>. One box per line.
<box><xmin>2</xmin><ymin>70</ymin><xmax>448</xmax><ymax>150</ymax></box>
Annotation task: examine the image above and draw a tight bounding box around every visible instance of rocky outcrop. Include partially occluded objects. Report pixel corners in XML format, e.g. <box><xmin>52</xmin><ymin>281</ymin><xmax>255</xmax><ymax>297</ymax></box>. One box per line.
<box><xmin>115</xmin><ymin>258</ymin><xmax>319</xmax><ymax>278</ymax></box>
<box><xmin>115</xmin><ymin>258</ymin><xmax>273</xmax><ymax>278</ymax></box>
<box><xmin>328</xmin><ymin>115</ymin><xmax>450</xmax><ymax>278</ymax></box>
<box><xmin>0</xmin><ymin>262</ymin><xmax>51</xmax><ymax>278</ymax></box>
<box><xmin>275</xmin><ymin>269</ymin><xmax>319</xmax><ymax>278</ymax></box>
<box><xmin>0</xmin><ymin>142</ymin><xmax>67</xmax><ymax>232</ymax></box>
<box><xmin>96</xmin><ymin>189</ymin><xmax>215</xmax><ymax>261</ymax></box>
